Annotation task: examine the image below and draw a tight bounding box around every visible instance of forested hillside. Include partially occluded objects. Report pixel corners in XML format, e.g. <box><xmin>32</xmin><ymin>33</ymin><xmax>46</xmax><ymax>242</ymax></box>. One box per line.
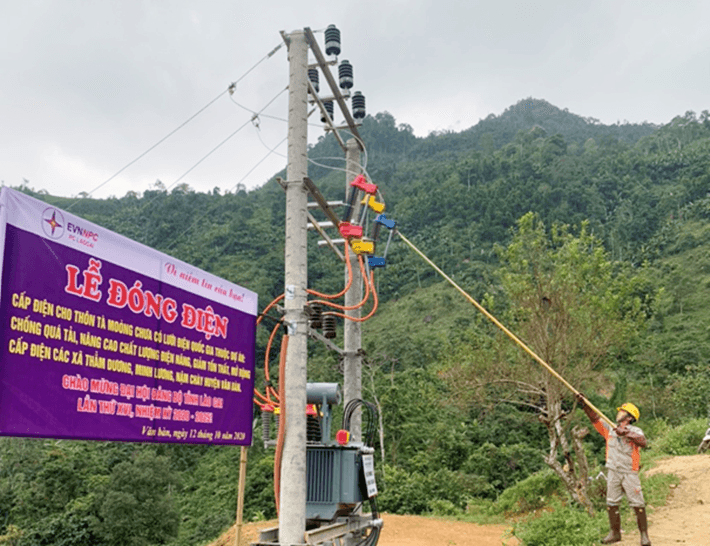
<box><xmin>2</xmin><ymin>99</ymin><xmax>710</xmax><ymax>546</ymax></box>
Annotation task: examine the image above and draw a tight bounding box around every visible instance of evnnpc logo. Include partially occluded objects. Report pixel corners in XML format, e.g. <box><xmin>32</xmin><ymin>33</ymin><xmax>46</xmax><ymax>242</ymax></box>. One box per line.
<box><xmin>41</xmin><ymin>207</ymin><xmax>65</xmax><ymax>239</ymax></box>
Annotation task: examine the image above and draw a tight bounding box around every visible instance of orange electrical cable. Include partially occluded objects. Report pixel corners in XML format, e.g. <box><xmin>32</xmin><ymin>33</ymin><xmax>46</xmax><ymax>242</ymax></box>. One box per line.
<box><xmin>308</xmin><ymin>254</ymin><xmax>370</xmax><ymax>311</ymax></box>
<box><xmin>257</xmin><ymin>293</ymin><xmax>285</xmax><ymax>326</ymax></box>
<box><xmin>253</xmin><ymin>294</ymin><xmax>286</xmax><ymax>405</ymax></box>
<box><xmin>323</xmin><ymin>269</ymin><xmax>378</xmax><ymax>322</ymax></box>
<box><xmin>263</xmin><ymin>320</ymin><xmax>283</xmax><ymax>404</ymax></box>
<box><xmin>254</xmin><ymin>389</ymin><xmax>269</xmax><ymax>404</ymax></box>
<box><xmin>306</xmin><ymin>242</ymin><xmax>354</xmax><ymax>300</ymax></box>
<box><xmin>273</xmin><ymin>334</ymin><xmax>288</xmax><ymax>515</ymax></box>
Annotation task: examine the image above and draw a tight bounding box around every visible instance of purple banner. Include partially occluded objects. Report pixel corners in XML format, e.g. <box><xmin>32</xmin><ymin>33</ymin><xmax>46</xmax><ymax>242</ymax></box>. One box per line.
<box><xmin>0</xmin><ymin>188</ymin><xmax>257</xmax><ymax>445</ymax></box>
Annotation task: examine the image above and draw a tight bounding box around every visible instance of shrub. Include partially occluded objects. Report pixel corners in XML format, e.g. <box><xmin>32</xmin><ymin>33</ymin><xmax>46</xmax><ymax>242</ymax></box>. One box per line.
<box><xmin>462</xmin><ymin>442</ymin><xmax>546</xmax><ymax>495</ymax></box>
<box><xmin>652</xmin><ymin>417</ymin><xmax>706</xmax><ymax>455</ymax></box>
<box><xmin>513</xmin><ymin>501</ymin><xmax>606</xmax><ymax>546</ymax></box>
<box><xmin>428</xmin><ymin>499</ymin><xmax>463</xmax><ymax>517</ymax></box>
<box><xmin>493</xmin><ymin>469</ymin><xmax>563</xmax><ymax>515</ymax></box>
<box><xmin>668</xmin><ymin>367</ymin><xmax>710</xmax><ymax>420</ymax></box>
<box><xmin>377</xmin><ymin>465</ymin><xmax>494</xmax><ymax>514</ymax></box>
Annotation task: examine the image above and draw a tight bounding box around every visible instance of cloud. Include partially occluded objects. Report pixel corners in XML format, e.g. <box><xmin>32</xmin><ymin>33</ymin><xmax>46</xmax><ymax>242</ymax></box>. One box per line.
<box><xmin>2</xmin><ymin>0</ymin><xmax>709</xmax><ymax>199</ymax></box>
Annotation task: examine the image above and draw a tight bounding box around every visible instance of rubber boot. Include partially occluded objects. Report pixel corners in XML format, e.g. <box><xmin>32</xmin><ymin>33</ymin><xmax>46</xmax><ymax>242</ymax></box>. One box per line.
<box><xmin>634</xmin><ymin>506</ymin><xmax>652</xmax><ymax>546</ymax></box>
<box><xmin>602</xmin><ymin>505</ymin><xmax>622</xmax><ymax>544</ymax></box>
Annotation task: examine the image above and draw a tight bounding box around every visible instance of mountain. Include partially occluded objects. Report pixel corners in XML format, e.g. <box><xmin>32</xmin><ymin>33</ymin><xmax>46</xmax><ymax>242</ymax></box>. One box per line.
<box><xmin>3</xmin><ymin>100</ymin><xmax>710</xmax><ymax>546</ymax></box>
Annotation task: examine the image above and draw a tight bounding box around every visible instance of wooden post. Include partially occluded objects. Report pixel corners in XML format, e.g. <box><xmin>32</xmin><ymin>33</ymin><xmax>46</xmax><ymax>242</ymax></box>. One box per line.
<box><xmin>235</xmin><ymin>446</ymin><xmax>249</xmax><ymax>546</ymax></box>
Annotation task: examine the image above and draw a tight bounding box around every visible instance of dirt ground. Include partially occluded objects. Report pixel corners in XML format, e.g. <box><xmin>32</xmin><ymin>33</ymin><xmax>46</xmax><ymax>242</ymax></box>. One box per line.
<box><xmin>218</xmin><ymin>514</ymin><xmax>519</xmax><ymax>546</ymax></box>
<box><xmin>212</xmin><ymin>454</ymin><xmax>710</xmax><ymax>546</ymax></box>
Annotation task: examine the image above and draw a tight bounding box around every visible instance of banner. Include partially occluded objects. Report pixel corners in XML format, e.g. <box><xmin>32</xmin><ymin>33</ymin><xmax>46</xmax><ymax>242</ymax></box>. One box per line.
<box><xmin>0</xmin><ymin>188</ymin><xmax>257</xmax><ymax>445</ymax></box>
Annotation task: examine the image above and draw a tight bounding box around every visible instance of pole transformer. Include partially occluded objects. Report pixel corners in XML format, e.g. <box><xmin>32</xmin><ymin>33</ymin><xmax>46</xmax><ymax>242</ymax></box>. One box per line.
<box><xmin>280</xmin><ymin>29</ymin><xmax>309</xmax><ymax>546</ymax></box>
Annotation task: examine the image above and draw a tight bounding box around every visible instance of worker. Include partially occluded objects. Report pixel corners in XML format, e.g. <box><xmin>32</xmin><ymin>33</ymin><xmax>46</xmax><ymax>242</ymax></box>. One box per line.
<box><xmin>576</xmin><ymin>394</ymin><xmax>651</xmax><ymax>546</ymax></box>
<box><xmin>698</xmin><ymin>425</ymin><xmax>710</xmax><ymax>453</ymax></box>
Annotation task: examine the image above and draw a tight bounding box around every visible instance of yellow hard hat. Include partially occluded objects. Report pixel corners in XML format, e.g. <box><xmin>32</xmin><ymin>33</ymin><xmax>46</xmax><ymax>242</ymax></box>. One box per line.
<box><xmin>617</xmin><ymin>402</ymin><xmax>640</xmax><ymax>421</ymax></box>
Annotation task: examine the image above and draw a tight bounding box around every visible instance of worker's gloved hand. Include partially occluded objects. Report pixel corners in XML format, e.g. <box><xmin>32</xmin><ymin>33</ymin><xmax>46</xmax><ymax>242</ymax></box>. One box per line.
<box><xmin>576</xmin><ymin>393</ymin><xmax>599</xmax><ymax>423</ymax></box>
<box><xmin>614</xmin><ymin>425</ymin><xmax>628</xmax><ymax>436</ymax></box>
<box><xmin>618</xmin><ymin>427</ymin><xmax>647</xmax><ymax>448</ymax></box>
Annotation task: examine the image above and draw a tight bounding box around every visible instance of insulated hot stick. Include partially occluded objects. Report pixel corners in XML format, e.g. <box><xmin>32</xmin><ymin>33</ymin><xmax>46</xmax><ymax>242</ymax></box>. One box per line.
<box><xmin>397</xmin><ymin>230</ymin><xmax>614</xmax><ymax>428</ymax></box>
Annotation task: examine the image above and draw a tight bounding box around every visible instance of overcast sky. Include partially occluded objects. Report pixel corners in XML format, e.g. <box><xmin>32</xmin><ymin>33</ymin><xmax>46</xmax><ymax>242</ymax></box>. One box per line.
<box><xmin>2</xmin><ymin>1</ymin><xmax>709</xmax><ymax>199</ymax></box>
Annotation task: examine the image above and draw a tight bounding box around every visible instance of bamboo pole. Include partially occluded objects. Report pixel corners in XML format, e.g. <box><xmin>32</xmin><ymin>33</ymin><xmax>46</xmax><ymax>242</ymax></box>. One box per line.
<box><xmin>235</xmin><ymin>445</ymin><xmax>249</xmax><ymax>546</ymax></box>
<box><xmin>396</xmin><ymin>230</ymin><xmax>615</xmax><ymax>428</ymax></box>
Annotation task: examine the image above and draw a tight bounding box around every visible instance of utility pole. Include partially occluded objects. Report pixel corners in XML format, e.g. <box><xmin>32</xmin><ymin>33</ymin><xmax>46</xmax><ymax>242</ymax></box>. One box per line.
<box><xmin>343</xmin><ymin>138</ymin><xmax>362</xmax><ymax>442</ymax></box>
<box><xmin>280</xmin><ymin>29</ymin><xmax>309</xmax><ymax>546</ymax></box>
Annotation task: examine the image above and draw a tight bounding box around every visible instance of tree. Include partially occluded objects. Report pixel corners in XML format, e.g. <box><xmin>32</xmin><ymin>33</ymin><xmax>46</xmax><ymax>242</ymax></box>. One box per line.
<box><xmin>442</xmin><ymin>213</ymin><xmax>651</xmax><ymax>512</ymax></box>
<box><xmin>97</xmin><ymin>450</ymin><xmax>179</xmax><ymax>546</ymax></box>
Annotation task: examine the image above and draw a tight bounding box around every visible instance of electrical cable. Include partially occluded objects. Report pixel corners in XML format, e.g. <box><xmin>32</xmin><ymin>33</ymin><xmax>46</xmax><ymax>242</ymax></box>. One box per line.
<box><xmin>310</xmin><ymin>255</ymin><xmax>370</xmax><ymax>311</ymax></box>
<box><xmin>342</xmin><ymin>397</ymin><xmax>381</xmax><ymax>546</ymax></box>
<box><xmin>65</xmin><ymin>91</ymin><xmax>226</xmax><ymax>209</ymax></box>
<box><xmin>254</xmin><ymin>294</ymin><xmax>286</xmax><ymax>407</ymax></box>
<box><xmin>307</xmin><ymin>155</ymin><xmax>364</xmax><ymax>177</ymax></box>
<box><xmin>162</xmin><ymin>133</ymin><xmax>287</xmax><ymax>253</ymax></box>
<box><xmin>230</xmin><ymin>92</ymin><xmax>368</xmax><ymax>175</ymax></box>
<box><xmin>342</xmin><ymin>398</ymin><xmax>378</xmax><ymax>446</ymax></box>
<box><xmin>273</xmin><ymin>334</ymin><xmax>288</xmax><ymax>515</ymax></box>
<box><xmin>255</xmin><ymin>127</ymin><xmax>287</xmax><ymax>159</ymax></box>
<box><xmin>308</xmin><ymin>250</ymin><xmax>358</xmax><ymax>303</ymax></box>
<box><xmin>159</xmin><ymin>86</ymin><xmax>288</xmax><ymax>196</ymax></box>
<box><xmin>255</xmin><ymin>248</ymin><xmax>358</xmax><ymax>405</ymax></box>
<box><xmin>257</xmin><ymin>294</ymin><xmax>286</xmax><ymax>326</ymax></box>
<box><xmin>263</xmin><ymin>320</ymin><xmax>283</xmax><ymax>404</ymax></box>
<box><xmin>116</xmin><ymin>85</ymin><xmax>288</xmax><ymax>238</ymax></box>
<box><xmin>254</xmin><ymin>389</ymin><xmax>270</xmax><ymax>405</ymax></box>
<box><xmin>306</xmin><ymin>242</ymin><xmax>354</xmax><ymax>300</ymax></box>
<box><xmin>323</xmin><ymin>269</ymin><xmax>378</xmax><ymax>322</ymax></box>
<box><xmin>65</xmin><ymin>42</ymin><xmax>284</xmax><ymax>209</ymax></box>
<box><xmin>341</xmin><ymin>129</ymin><xmax>369</xmax><ymax>173</ymax></box>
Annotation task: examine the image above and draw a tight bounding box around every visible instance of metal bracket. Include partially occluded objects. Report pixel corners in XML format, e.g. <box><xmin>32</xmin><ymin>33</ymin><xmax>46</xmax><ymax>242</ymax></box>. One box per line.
<box><xmin>308</xmin><ymin>327</ymin><xmax>344</xmax><ymax>354</ymax></box>
<box><xmin>304</xmin><ymin>27</ymin><xmax>364</xmax><ymax>148</ymax></box>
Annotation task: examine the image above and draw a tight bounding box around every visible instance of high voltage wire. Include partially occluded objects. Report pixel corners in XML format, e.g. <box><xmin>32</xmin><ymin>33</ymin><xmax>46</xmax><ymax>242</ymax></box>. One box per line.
<box><xmin>165</xmin><ymin>138</ymin><xmax>374</xmax><ymax>253</ymax></box>
<box><xmin>161</xmin><ymin>86</ymin><xmax>288</xmax><ymax>195</ymax></box>
<box><xmin>65</xmin><ymin>42</ymin><xmax>284</xmax><ymax>210</ymax></box>
<box><xmin>137</xmin><ymin>85</ymin><xmax>288</xmax><ymax>211</ymax></box>
<box><xmin>83</xmin><ymin>85</ymin><xmax>290</xmax><ymax>253</ymax></box>
<box><xmin>164</xmin><ymin>122</ymin><xmax>373</xmax><ymax>253</ymax></box>
<box><xmin>64</xmin><ymin>90</ymin><xmax>226</xmax><ymax>210</ymax></box>
<box><xmin>163</xmin><ymin>134</ymin><xmax>288</xmax><ymax>252</ymax></box>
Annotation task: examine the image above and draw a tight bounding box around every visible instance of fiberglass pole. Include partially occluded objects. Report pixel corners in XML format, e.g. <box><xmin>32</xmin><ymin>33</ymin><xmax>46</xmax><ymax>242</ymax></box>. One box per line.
<box><xmin>396</xmin><ymin>230</ymin><xmax>615</xmax><ymax>428</ymax></box>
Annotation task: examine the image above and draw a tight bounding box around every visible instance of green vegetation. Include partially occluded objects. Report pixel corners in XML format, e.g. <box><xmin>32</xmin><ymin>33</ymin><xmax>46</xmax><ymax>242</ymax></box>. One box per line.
<box><xmin>3</xmin><ymin>100</ymin><xmax>710</xmax><ymax>545</ymax></box>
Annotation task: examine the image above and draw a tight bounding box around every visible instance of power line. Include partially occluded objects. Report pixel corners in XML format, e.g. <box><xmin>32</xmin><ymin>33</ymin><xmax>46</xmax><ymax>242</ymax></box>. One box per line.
<box><xmin>65</xmin><ymin>90</ymin><xmax>227</xmax><ymax>210</ymax></box>
<box><xmin>160</xmin><ymin>86</ymin><xmax>287</xmax><ymax>195</ymax></box>
<box><xmin>99</xmin><ymin>85</ymin><xmax>288</xmax><ymax>252</ymax></box>
<box><xmin>163</xmin><ymin>134</ymin><xmax>288</xmax><ymax>252</ymax></box>
<box><xmin>65</xmin><ymin>42</ymin><xmax>284</xmax><ymax>210</ymax></box>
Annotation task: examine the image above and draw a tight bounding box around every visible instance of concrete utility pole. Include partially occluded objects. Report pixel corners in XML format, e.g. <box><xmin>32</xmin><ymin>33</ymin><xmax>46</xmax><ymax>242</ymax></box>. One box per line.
<box><xmin>280</xmin><ymin>29</ymin><xmax>309</xmax><ymax>546</ymax></box>
<box><xmin>343</xmin><ymin>138</ymin><xmax>363</xmax><ymax>442</ymax></box>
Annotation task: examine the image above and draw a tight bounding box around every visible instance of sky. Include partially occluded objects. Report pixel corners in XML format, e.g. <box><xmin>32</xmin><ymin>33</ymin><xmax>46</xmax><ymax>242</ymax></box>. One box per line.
<box><xmin>2</xmin><ymin>0</ymin><xmax>709</xmax><ymax>200</ymax></box>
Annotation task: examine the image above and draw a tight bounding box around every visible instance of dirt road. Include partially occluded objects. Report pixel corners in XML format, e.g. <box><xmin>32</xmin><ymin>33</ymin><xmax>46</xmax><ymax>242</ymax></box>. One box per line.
<box><xmin>213</xmin><ymin>454</ymin><xmax>710</xmax><ymax>546</ymax></box>
<box><xmin>219</xmin><ymin>514</ymin><xmax>519</xmax><ymax>546</ymax></box>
